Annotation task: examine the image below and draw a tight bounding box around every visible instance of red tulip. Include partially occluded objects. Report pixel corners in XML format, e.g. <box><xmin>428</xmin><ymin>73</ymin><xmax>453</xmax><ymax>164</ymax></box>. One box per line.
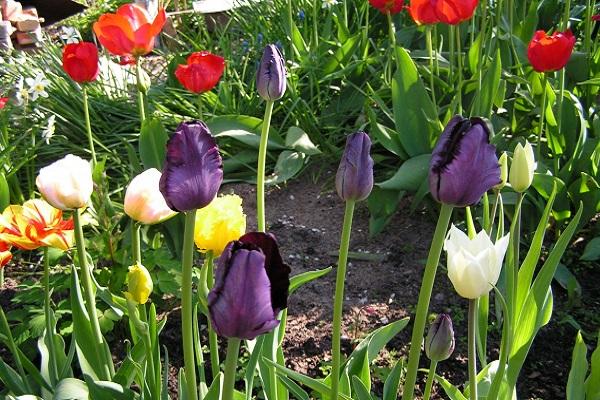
<box><xmin>527</xmin><ymin>30</ymin><xmax>576</xmax><ymax>72</ymax></box>
<box><xmin>369</xmin><ymin>0</ymin><xmax>404</xmax><ymax>14</ymax></box>
<box><xmin>175</xmin><ymin>51</ymin><xmax>225</xmax><ymax>94</ymax></box>
<box><xmin>409</xmin><ymin>0</ymin><xmax>478</xmax><ymax>25</ymax></box>
<box><xmin>62</xmin><ymin>42</ymin><xmax>100</xmax><ymax>83</ymax></box>
<box><xmin>93</xmin><ymin>3</ymin><xmax>166</xmax><ymax>57</ymax></box>
<box><xmin>0</xmin><ymin>97</ymin><xmax>8</xmax><ymax>109</ymax></box>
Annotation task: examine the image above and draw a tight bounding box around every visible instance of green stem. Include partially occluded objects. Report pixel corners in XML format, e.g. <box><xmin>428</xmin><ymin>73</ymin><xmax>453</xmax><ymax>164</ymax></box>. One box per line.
<box><xmin>132</xmin><ymin>223</ymin><xmax>141</xmax><ymax>264</ymax></box>
<box><xmin>206</xmin><ymin>252</ymin><xmax>220</xmax><ymax>380</ymax></box>
<box><xmin>82</xmin><ymin>86</ymin><xmax>97</xmax><ymax>166</ymax></box>
<box><xmin>387</xmin><ymin>11</ymin><xmax>401</xmax><ymax>79</ymax></box>
<box><xmin>422</xmin><ymin>360</ymin><xmax>438</xmax><ymax>400</ymax></box>
<box><xmin>0</xmin><ymin>307</ymin><xmax>32</xmax><ymax>392</ymax></box>
<box><xmin>43</xmin><ymin>247</ymin><xmax>59</xmax><ymax>382</ymax></box>
<box><xmin>506</xmin><ymin>193</ymin><xmax>523</xmax><ymax>322</ymax></box>
<box><xmin>426</xmin><ymin>26</ymin><xmax>437</xmax><ymax>107</ymax></box>
<box><xmin>449</xmin><ymin>25</ymin><xmax>455</xmax><ymax>88</ymax></box>
<box><xmin>456</xmin><ymin>25</ymin><xmax>463</xmax><ymax>114</ymax></box>
<box><xmin>312</xmin><ymin>0</ymin><xmax>319</xmax><ymax>48</ymax></box>
<box><xmin>182</xmin><ymin>210</ymin><xmax>199</xmax><ymax>400</ymax></box>
<box><xmin>73</xmin><ymin>209</ymin><xmax>111</xmax><ymax>379</ymax></box>
<box><xmin>136</xmin><ymin>58</ymin><xmax>146</xmax><ymax>123</ymax></box>
<box><xmin>536</xmin><ymin>73</ymin><xmax>547</xmax><ymax>162</ymax></box>
<box><xmin>257</xmin><ymin>100</ymin><xmax>274</xmax><ymax>232</ymax></box>
<box><xmin>488</xmin><ymin>191</ymin><xmax>500</xmax><ymax>235</ymax></box>
<box><xmin>468</xmin><ymin>299</ymin><xmax>478</xmax><ymax>400</ymax></box>
<box><xmin>482</xmin><ymin>193</ymin><xmax>490</xmax><ymax>234</ymax></box>
<box><xmin>465</xmin><ymin>206</ymin><xmax>476</xmax><ymax>239</ymax></box>
<box><xmin>197</xmin><ymin>95</ymin><xmax>203</xmax><ymax>120</ymax></box>
<box><xmin>331</xmin><ymin>200</ymin><xmax>356</xmax><ymax>400</ymax></box>
<box><xmin>401</xmin><ymin>203</ymin><xmax>453</xmax><ymax>400</ymax></box>
<box><xmin>556</xmin><ymin>0</ymin><xmax>571</xmax><ymax>170</ymax></box>
<box><xmin>222</xmin><ymin>338</ymin><xmax>241</xmax><ymax>400</ymax></box>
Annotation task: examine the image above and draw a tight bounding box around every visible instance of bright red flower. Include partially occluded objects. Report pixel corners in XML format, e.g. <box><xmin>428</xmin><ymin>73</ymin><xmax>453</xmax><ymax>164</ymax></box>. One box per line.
<box><xmin>93</xmin><ymin>3</ymin><xmax>166</xmax><ymax>57</ymax></box>
<box><xmin>62</xmin><ymin>42</ymin><xmax>100</xmax><ymax>83</ymax></box>
<box><xmin>175</xmin><ymin>51</ymin><xmax>225</xmax><ymax>94</ymax></box>
<box><xmin>527</xmin><ymin>30</ymin><xmax>576</xmax><ymax>72</ymax></box>
<box><xmin>119</xmin><ymin>55</ymin><xmax>137</xmax><ymax>66</ymax></box>
<box><xmin>369</xmin><ymin>0</ymin><xmax>404</xmax><ymax>14</ymax></box>
<box><xmin>0</xmin><ymin>239</ymin><xmax>12</xmax><ymax>268</ymax></box>
<box><xmin>592</xmin><ymin>14</ymin><xmax>600</xmax><ymax>22</ymax></box>
<box><xmin>0</xmin><ymin>97</ymin><xmax>8</xmax><ymax>109</ymax></box>
<box><xmin>409</xmin><ymin>0</ymin><xmax>478</xmax><ymax>25</ymax></box>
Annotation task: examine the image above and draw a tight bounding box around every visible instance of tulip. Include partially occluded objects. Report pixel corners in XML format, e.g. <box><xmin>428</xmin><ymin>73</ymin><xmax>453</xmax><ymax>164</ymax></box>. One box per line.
<box><xmin>124</xmin><ymin>168</ymin><xmax>177</xmax><ymax>224</ymax></box>
<box><xmin>208</xmin><ymin>232</ymin><xmax>290</xmax><ymax>339</ymax></box>
<box><xmin>256</xmin><ymin>44</ymin><xmax>287</xmax><ymax>101</ymax></box>
<box><xmin>494</xmin><ymin>152</ymin><xmax>508</xmax><ymax>191</ymax></box>
<box><xmin>527</xmin><ymin>30</ymin><xmax>575</xmax><ymax>73</ymax></box>
<box><xmin>0</xmin><ymin>199</ymin><xmax>74</xmax><ymax>250</ymax></box>
<box><xmin>429</xmin><ymin>116</ymin><xmax>501</xmax><ymax>207</ymax></box>
<box><xmin>445</xmin><ymin>225</ymin><xmax>509</xmax><ymax>299</ymax></box>
<box><xmin>125</xmin><ymin>262</ymin><xmax>153</xmax><ymax>304</ymax></box>
<box><xmin>409</xmin><ymin>0</ymin><xmax>478</xmax><ymax>25</ymax></box>
<box><xmin>368</xmin><ymin>0</ymin><xmax>404</xmax><ymax>14</ymax></box>
<box><xmin>425</xmin><ymin>314</ymin><xmax>455</xmax><ymax>362</ymax></box>
<box><xmin>62</xmin><ymin>42</ymin><xmax>100</xmax><ymax>83</ymax></box>
<box><xmin>36</xmin><ymin>154</ymin><xmax>93</xmax><ymax>210</ymax></box>
<box><xmin>159</xmin><ymin>121</ymin><xmax>223</xmax><ymax>212</ymax></box>
<box><xmin>93</xmin><ymin>3</ymin><xmax>166</xmax><ymax>57</ymax></box>
<box><xmin>509</xmin><ymin>142</ymin><xmax>535</xmax><ymax>193</ymax></box>
<box><xmin>175</xmin><ymin>51</ymin><xmax>225</xmax><ymax>94</ymax></box>
<box><xmin>0</xmin><ymin>240</ymin><xmax>11</xmax><ymax>268</ymax></box>
<box><xmin>336</xmin><ymin>132</ymin><xmax>374</xmax><ymax>202</ymax></box>
<box><xmin>194</xmin><ymin>194</ymin><xmax>246</xmax><ymax>256</ymax></box>
<box><xmin>0</xmin><ymin>97</ymin><xmax>9</xmax><ymax>109</ymax></box>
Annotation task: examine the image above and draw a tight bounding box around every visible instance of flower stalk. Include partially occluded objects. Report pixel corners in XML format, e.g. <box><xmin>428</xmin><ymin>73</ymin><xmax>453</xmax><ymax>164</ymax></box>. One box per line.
<box><xmin>426</xmin><ymin>26</ymin><xmax>436</xmax><ymax>106</ymax></box>
<box><xmin>82</xmin><ymin>86</ymin><xmax>97</xmax><ymax>166</ymax></box>
<box><xmin>222</xmin><ymin>338</ymin><xmax>241</xmax><ymax>400</ymax></box>
<box><xmin>422</xmin><ymin>360</ymin><xmax>438</xmax><ymax>400</ymax></box>
<box><xmin>136</xmin><ymin>58</ymin><xmax>146</xmax><ymax>122</ymax></box>
<box><xmin>468</xmin><ymin>298</ymin><xmax>479</xmax><ymax>400</ymax></box>
<box><xmin>257</xmin><ymin>100</ymin><xmax>274</xmax><ymax>232</ymax></box>
<box><xmin>43</xmin><ymin>246</ymin><xmax>58</xmax><ymax>381</ymax></box>
<box><xmin>205</xmin><ymin>251</ymin><xmax>220</xmax><ymax>379</ymax></box>
<box><xmin>182</xmin><ymin>210</ymin><xmax>199</xmax><ymax>400</ymax></box>
<box><xmin>536</xmin><ymin>73</ymin><xmax>547</xmax><ymax>161</ymax></box>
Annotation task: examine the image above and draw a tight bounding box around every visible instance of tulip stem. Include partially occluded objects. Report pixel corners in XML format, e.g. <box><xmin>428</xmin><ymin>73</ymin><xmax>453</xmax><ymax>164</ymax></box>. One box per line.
<box><xmin>507</xmin><ymin>193</ymin><xmax>523</xmax><ymax>320</ymax></box>
<box><xmin>426</xmin><ymin>26</ymin><xmax>437</xmax><ymax>107</ymax></box>
<box><xmin>456</xmin><ymin>25</ymin><xmax>463</xmax><ymax>114</ymax></box>
<box><xmin>43</xmin><ymin>246</ymin><xmax>59</xmax><ymax>383</ymax></box>
<box><xmin>257</xmin><ymin>100</ymin><xmax>274</xmax><ymax>233</ymax></box>
<box><xmin>422</xmin><ymin>359</ymin><xmax>438</xmax><ymax>400</ymax></box>
<box><xmin>386</xmin><ymin>11</ymin><xmax>401</xmax><ymax>82</ymax></box>
<box><xmin>465</xmin><ymin>206</ymin><xmax>476</xmax><ymax>239</ymax></box>
<box><xmin>468</xmin><ymin>299</ymin><xmax>478</xmax><ymax>400</ymax></box>
<box><xmin>205</xmin><ymin>252</ymin><xmax>220</xmax><ymax>380</ymax></box>
<box><xmin>73</xmin><ymin>208</ymin><xmax>112</xmax><ymax>379</ymax></box>
<box><xmin>182</xmin><ymin>210</ymin><xmax>199</xmax><ymax>400</ymax></box>
<box><xmin>331</xmin><ymin>200</ymin><xmax>356</xmax><ymax>400</ymax></box>
<box><xmin>197</xmin><ymin>95</ymin><xmax>203</xmax><ymax>120</ymax></box>
<box><xmin>222</xmin><ymin>338</ymin><xmax>241</xmax><ymax>400</ymax></box>
<box><xmin>402</xmin><ymin>203</ymin><xmax>453</xmax><ymax>400</ymax></box>
<box><xmin>132</xmin><ymin>223</ymin><xmax>141</xmax><ymax>264</ymax></box>
<box><xmin>536</xmin><ymin>73</ymin><xmax>547</xmax><ymax>162</ymax></box>
<box><xmin>0</xmin><ymin>307</ymin><xmax>32</xmax><ymax>392</ymax></box>
<box><xmin>82</xmin><ymin>86</ymin><xmax>97</xmax><ymax>166</ymax></box>
<box><xmin>136</xmin><ymin>58</ymin><xmax>146</xmax><ymax>123</ymax></box>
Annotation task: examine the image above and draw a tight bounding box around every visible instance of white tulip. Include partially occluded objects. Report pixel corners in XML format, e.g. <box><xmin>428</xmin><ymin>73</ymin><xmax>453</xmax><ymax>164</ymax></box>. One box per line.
<box><xmin>509</xmin><ymin>141</ymin><xmax>535</xmax><ymax>193</ymax></box>
<box><xmin>444</xmin><ymin>225</ymin><xmax>510</xmax><ymax>299</ymax></box>
<box><xmin>36</xmin><ymin>154</ymin><xmax>93</xmax><ymax>210</ymax></box>
<box><xmin>124</xmin><ymin>168</ymin><xmax>176</xmax><ymax>224</ymax></box>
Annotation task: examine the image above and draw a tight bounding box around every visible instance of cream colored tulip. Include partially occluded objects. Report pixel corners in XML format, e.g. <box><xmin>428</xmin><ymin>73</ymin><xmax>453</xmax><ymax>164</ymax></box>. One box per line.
<box><xmin>124</xmin><ymin>169</ymin><xmax>176</xmax><ymax>224</ymax></box>
<box><xmin>36</xmin><ymin>154</ymin><xmax>93</xmax><ymax>210</ymax></box>
<box><xmin>444</xmin><ymin>225</ymin><xmax>509</xmax><ymax>299</ymax></box>
<box><xmin>509</xmin><ymin>142</ymin><xmax>535</xmax><ymax>193</ymax></box>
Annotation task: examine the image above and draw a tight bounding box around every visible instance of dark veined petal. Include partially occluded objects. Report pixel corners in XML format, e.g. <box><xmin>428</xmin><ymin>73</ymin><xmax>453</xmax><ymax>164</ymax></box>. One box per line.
<box><xmin>256</xmin><ymin>44</ymin><xmax>287</xmax><ymax>101</ymax></box>
<box><xmin>335</xmin><ymin>132</ymin><xmax>374</xmax><ymax>202</ymax></box>
<box><xmin>159</xmin><ymin>121</ymin><xmax>223</xmax><ymax>212</ymax></box>
<box><xmin>425</xmin><ymin>313</ymin><xmax>455</xmax><ymax>361</ymax></box>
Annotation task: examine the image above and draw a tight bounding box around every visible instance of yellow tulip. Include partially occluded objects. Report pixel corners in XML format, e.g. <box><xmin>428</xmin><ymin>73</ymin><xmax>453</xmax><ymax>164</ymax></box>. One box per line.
<box><xmin>125</xmin><ymin>263</ymin><xmax>153</xmax><ymax>304</ymax></box>
<box><xmin>194</xmin><ymin>194</ymin><xmax>246</xmax><ymax>256</ymax></box>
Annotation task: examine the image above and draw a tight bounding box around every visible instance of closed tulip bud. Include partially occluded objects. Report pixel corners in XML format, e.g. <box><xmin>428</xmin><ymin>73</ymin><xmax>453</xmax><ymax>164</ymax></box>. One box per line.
<box><xmin>444</xmin><ymin>225</ymin><xmax>509</xmax><ymax>299</ymax></box>
<box><xmin>194</xmin><ymin>194</ymin><xmax>246</xmax><ymax>256</ymax></box>
<box><xmin>159</xmin><ymin>121</ymin><xmax>224</xmax><ymax>212</ymax></box>
<box><xmin>62</xmin><ymin>42</ymin><xmax>99</xmax><ymax>83</ymax></box>
<box><xmin>124</xmin><ymin>168</ymin><xmax>177</xmax><ymax>224</ymax></box>
<box><xmin>256</xmin><ymin>44</ymin><xmax>287</xmax><ymax>101</ymax></box>
<box><xmin>527</xmin><ymin>30</ymin><xmax>575</xmax><ymax>73</ymax></box>
<box><xmin>494</xmin><ymin>152</ymin><xmax>508</xmax><ymax>190</ymax></box>
<box><xmin>175</xmin><ymin>51</ymin><xmax>225</xmax><ymax>94</ymax></box>
<box><xmin>125</xmin><ymin>262</ymin><xmax>153</xmax><ymax>304</ymax></box>
<box><xmin>208</xmin><ymin>232</ymin><xmax>291</xmax><ymax>339</ymax></box>
<box><xmin>36</xmin><ymin>154</ymin><xmax>93</xmax><ymax>210</ymax></box>
<box><xmin>509</xmin><ymin>142</ymin><xmax>535</xmax><ymax>193</ymax></box>
<box><xmin>425</xmin><ymin>314</ymin><xmax>455</xmax><ymax>362</ymax></box>
<box><xmin>429</xmin><ymin>116</ymin><xmax>501</xmax><ymax>207</ymax></box>
<box><xmin>336</xmin><ymin>132</ymin><xmax>374</xmax><ymax>202</ymax></box>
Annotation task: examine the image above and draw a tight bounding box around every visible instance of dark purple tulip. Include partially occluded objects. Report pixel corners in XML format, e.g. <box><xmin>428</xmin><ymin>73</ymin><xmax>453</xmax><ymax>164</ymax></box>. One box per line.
<box><xmin>256</xmin><ymin>44</ymin><xmax>286</xmax><ymax>101</ymax></box>
<box><xmin>428</xmin><ymin>116</ymin><xmax>500</xmax><ymax>207</ymax></box>
<box><xmin>159</xmin><ymin>121</ymin><xmax>223</xmax><ymax>212</ymax></box>
<box><xmin>208</xmin><ymin>232</ymin><xmax>291</xmax><ymax>340</ymax></box>
<box><xmin>425</xmin><ymin>314</ymin><xmax>455</xmax><ymax>362</ymax></box>
<box><xmin>336</xmin><ymin>132</ymin><xmax>374</xmax><ymax>202</ymax></box>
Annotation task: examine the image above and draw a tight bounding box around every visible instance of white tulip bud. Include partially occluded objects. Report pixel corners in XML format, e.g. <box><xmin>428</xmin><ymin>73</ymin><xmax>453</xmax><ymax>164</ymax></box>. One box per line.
<box><xmin>36</xmin><ymin>154</ymin><xmax>93</xmax><ymax>210</ymax></box>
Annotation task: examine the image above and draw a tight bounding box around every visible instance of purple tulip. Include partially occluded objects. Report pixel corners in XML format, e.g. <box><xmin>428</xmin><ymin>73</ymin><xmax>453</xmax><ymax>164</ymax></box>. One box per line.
<box><xmin>159</xmin><ymin>121</ymin><xmax>223</xmax><ymax>212</ymax></box>
<box><xmin>256</xmin><ymin>44</ymin><xmax>287</xmax><ymax>101</ymax></box>
<box><xmin>208</xmin><ymin>232</ymin><xmax>291</xmax><ymax>340</ymax></box>
<box><xmin>336</xmin><ymin>132</ymin><xmax>374</xmax><ymax>202</ymax></box>
<box><xmin>428</xmin><ymin>116</ymin><xmax>500</xmax><ymax>207</ymax></box>
<box><xmin>425</xmin><ymin>314</ymin><xmax>455</xmax><ymax>362</ymax></box>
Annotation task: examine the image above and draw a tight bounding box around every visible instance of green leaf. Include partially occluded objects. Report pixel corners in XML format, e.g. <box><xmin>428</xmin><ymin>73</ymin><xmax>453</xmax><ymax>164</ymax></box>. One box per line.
<box><xmin>585</xmin><ymin>333</ymin><xmax>600</xmax><ymax>400</ymax></box>
<box><xmin>207</xmin><ymin>115</ymin><xmax>284</xmax><ymax>146</ymax></box>
<box><xmin>366</xmin><ymin>106</ymin><xmax>407</xmax><ymax>159</ymax></box>
<box><xmin>383</xmin><ymin>360</ymin><xmax>402</xmax><ymax>400</ymax></box>
<box><xmin>580</xmin><ymin>237</ymin><xmax>600</xmax><ymax>261</ymax></box>
<box><xmin>204</xmin><ymin>372</ymin><xmax>223</xmax><ymax>400</ymax></box>
<box><xmin>566</xmin><ymin>332</ymin><xmax>588</xmax><ymax>400</ymax></box>
<box><xmin>0</xmin><ymin>356</ymin><xmax>27</xmax><ymax>395</ymax></box>
<box><xmin>139</xmin><ymin>117</ymin><xmax>168</xmax><ymax>170</ymax></box>
<box><xmin>0</xmin><ymin>172</ymin><xmax>9</xmax><ymax>211</ymax></box>
<box><xmin>244</xmin><ymin>336</ymin><xmax>265</xmax><ymax>400</ymax></box>
<box><xmin>470</xmin><ymin>50</ymin><xmax>501</xmax><ymax>118</ymax></box>
<box><xmin>391</xmin><ymin>48</ymin><xmax>439</xmax><ymax>157</ymax></box>
<box><xmin>289</xmin><ymin>268</ymin><xmax>332</xmax><ymax>295</ymax></box>
<box><xmin>435</xmin><ymin>374</ymin><xmax>467</xmax><ymax>400</ymax></box>
<box><xmin>285</xmin><ymin>127</ymin><xmax>321</xmax><ymax>155</ymax></box>
<box><xmin>378</xmin><ymin>154</ymin><xmax>431</xmax><ymax>192</ymax></box>
<box><xmin>322</xmin><ymin>35</ymin><xmax>360</xmax><ymax>75</ymax></box>
<box><xmin>84</xmin><ymin>376</ymin><xmax>138</xmax><ymax>400</ymax></box>
<box><xmin>53</xmin><ymin>378</ymin><xmax>89</xmax><ymax>400</ymax></box>
<box><xmin>264</xmin><ymin>151</ymin><xmax>305</xmax><ymax>185</ymax></box>
<box><xmin>351</xmin><ymin>376</ymin><xmax>373</xmax><ymax>400</ymax></box>
<box><xmin>278</xmin><ymin>375</ymin><xmax>309</xmax><ymax>400</ymax></box>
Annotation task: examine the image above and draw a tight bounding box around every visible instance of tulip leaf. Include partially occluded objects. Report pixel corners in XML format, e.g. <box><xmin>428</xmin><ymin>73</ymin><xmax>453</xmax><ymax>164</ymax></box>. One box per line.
<box><xmin>265</xmin><ymin>151</ymin><xmax>306</xmax><ymax>185</ymax></box>
<box><xmin>580</xmin><ymin>237</ymin><xmax>600</xmax><ymax>261</ymax></box>
<box><xmin>139</xmin><ymin>117</ymin><xmax>168</xmax><ymax>170</ymax></box>
<box><xmin>245</xmin><ymin>336</ymin><xmax>265</xmax><ymax>400</ymax></box>
<box><xmin>586</xmin><ymin>333</ymin><xmax>600</xmax><ymax>399</ymax></box>
<box><xmin>566</xmin><ymin>332</ymin><xmax>588</xmax><ymax>400</ymax></box>
<box><xmin>289</xmin><ymin>267</ymin><xmax>332</xmax><ymax>295</ymax></box>
<box><xmin>207</xmin><ymin>115</ymin><xmax>285</xmax><ymax>146</ymax></box>
<box><xmin>113</xmin><ymin>339</ymin><xmax>146</xmax><ymax>387</ymax></box>
<box><xmin>435</xmin><ymin>374</ymin><xmax>467</xmax><ymax>400</ymax></box>
<box><xmin>351</xmin><ymin>376</ymin><xmax>374</xmax><ymax>400</ymax></box>
<box><xmin>0</xmin><ymin>172</ymin><xmax>9</xmax><ymax>211</ymax></box>
<box><xmin>285</xmin><ymin>127</ymin><xmax>321</xmax><ymax>155</ymax></box>
<box><xmin>322</xmin><ymin>34</ymin><xmax>360</xmax><ymax>76</ymax></box>
<box><xmin>383</xmin><ymin>360</ymin><xmax>402</xmax><ymax>400</ymax></box>
<box><xmin>391</xmin><ymin>48</ymin><xmax>438</xmax><ymax>157</ymax></box>
<box><xmin>378</xmin><ymin>154</ymin><xmax>431</xmax><ymax>192</ymax></box>
<box><xmin>53</xmin><ymin>378</ymin><xmax>89</xmax><ymax>400</ymax></box>
<box><xmin>469</xmin><ymin>49</ymin><xmax>501</xmax><ymax>118</ymax></box>
<box><xmin>83</xmin><ymin>376</ymin><xmax>138</xmax><ymax>400</ymax></box>
<box><xmin>278</xmin><ymin>375</ymin><xmax>309</xmax><ymax>400</ymax></box>
<box><xmin>0</xmin><ymin>356</ymin><xmax>27</xmax><ymax>395</ymax></box>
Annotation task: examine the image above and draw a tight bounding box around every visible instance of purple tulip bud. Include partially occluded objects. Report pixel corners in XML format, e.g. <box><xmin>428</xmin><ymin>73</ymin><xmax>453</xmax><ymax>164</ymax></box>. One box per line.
<box><xmin>256</xmin><ymin>44</ymin><xmax>287</xmax><ymax>101</ymax></box>
<box><xmin>425</xmin><ymin>314</ymin><xmax>455</xmax><ymax>362</ymax></box>
<box><xmin>159</xmin><ymin>121</ymin><xmax>223</xmax><ymax>212</ymax></box>
<box><xmin>208</xmin><ymin>232</ymin><xmax>291</xmax><ymax>340</ymax></box>
<box><xmin>336</xmin><ymin>132</ymin><xmax>374</xmax><ymax>202</ymax></box>
<box><xmin>428</xmin><ymin>116</ymin><xmax>500</xmax><ymax>207</ymax></box>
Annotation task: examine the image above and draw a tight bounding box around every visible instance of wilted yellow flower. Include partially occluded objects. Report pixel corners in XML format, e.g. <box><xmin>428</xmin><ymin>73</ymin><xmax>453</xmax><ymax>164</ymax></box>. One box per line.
<box><xmin>125</xmin><ymin>263</ymin><xmax>153</xmax><ymax>304</ymax></box>
<box><xmin>194</xmin><ymin>194</ymin><xmax>246</xmax><ymax>256</ymax></box>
